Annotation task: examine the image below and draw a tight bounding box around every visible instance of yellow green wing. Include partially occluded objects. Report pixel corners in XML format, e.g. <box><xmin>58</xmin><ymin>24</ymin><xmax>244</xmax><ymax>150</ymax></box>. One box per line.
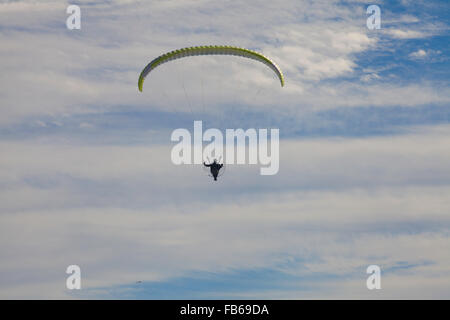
<box><xmin>138</xmin><ymin>45</ymin><xmax>285</xmax><ymax>92</ymax></box>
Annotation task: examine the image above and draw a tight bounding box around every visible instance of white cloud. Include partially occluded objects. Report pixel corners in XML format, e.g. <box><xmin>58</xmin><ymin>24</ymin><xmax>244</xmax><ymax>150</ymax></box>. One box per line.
<box><xmin>0</xmin><ymin>0</ymin><xmax>447</xmax><ymax>126</ymax></box>
<box><xmin>360</xmin><ymin>73</ymin><xmax>381</xmax><ymax>82</ymax></box>
<box><xmin>0</xmin><ymin>0</ymin><xmax>449</xmax><ymax>299</ymax></box>
<box><xmin>409</xmin><ymin>49</ymin><xmax>442</xmax><ymax>60</ymax></box>
<box><xmin>410</xmin><ymin>49</ymin><xmax>428</xmax><ymax>58</ymax></box>
<box><xmin>382</xmin><ymin>29</ymin><xmax>430</xmax><ymax>39</ymax></box>
<box><xmin>1</xmin><ymin>125</ymin><xmax>450</xmax><ymax>298</ymax></box>
<box><xmin>1</xmin><ymin>186</ymin><xmax>449</xmax><ymax>298</ymax></box>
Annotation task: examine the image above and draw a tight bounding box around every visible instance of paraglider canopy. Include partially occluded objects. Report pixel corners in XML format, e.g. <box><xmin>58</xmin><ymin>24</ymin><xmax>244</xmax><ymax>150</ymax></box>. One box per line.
<box><xmin>138</xmin><ymin>45</ymin><xmax>285</xmax><ymax>92</ymax></box>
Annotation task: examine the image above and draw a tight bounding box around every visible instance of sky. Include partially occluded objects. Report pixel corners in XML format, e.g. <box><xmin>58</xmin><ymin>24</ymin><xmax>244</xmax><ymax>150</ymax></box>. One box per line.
<box><xmin>0</xmin><ymin>0</ymin><xmax>449</xmax><ymax>299</ymax></box>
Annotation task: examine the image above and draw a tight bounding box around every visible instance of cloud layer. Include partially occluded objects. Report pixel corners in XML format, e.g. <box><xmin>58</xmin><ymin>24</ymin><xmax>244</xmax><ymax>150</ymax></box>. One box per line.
<box><xmin>0</xmin><ymin>0</ymin><xmax>449</xmax><ymax>299</ymax></box>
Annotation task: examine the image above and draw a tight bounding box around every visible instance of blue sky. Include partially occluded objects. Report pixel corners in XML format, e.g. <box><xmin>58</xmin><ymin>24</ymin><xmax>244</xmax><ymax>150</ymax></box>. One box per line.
<box><xmin>0</xmin><ymin>0</ymin><xmax>449</xmax><ymax>299</ymax></box>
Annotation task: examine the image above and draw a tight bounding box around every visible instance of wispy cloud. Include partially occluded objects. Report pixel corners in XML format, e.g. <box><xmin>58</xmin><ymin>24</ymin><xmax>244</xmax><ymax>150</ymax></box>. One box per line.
<box><xmin>0</xmin><ymin>0</ymin><xmax>449</xmax><ymax>299</ymax></box>
<box><xmin>382</xmin><ymin>29</ymin><xmax>431</xmax><ymax>39</ymax></box>
<box><xmin>0</xmin><ymin>0</ymin><xmax>448</xmax><ymax>126</ymax></box>
<box><xmin>1</xmin><ymin>125</ymin><xmax>450</xmax><ymax>298</ymax></box>
<box><xmin>408</xmin><ymin>48</ymin><xmax>443</xmax><ymax>61</ymax></box>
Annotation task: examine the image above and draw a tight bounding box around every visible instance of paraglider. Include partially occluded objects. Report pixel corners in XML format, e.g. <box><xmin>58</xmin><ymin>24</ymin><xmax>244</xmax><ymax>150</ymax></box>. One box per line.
<box><xmin>203</xmin><ymin>159</ymin><xmax>224</xmax><ymax>181</ymax></box>
<box><xmin>138</xmin><ymin>46</ymin><xmax>284</xmax><ymax>182</ymax></box>
<box><xmin>138</xmin><ymin>45</ymin><xmax>285</xmax><ymax>92</ymax></box>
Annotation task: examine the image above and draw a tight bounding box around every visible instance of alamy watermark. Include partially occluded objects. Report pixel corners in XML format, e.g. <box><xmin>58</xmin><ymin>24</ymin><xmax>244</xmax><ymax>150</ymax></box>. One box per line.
<box><xmin>366</xmin><ymin>5</ymin><xmax>381</xmax><ymax>30</ymax></box>
<box><xmin>66</xmin><ymin>5</ymin><xmax>81</xmax><ymax>30</ymax></box>
<box><xmin>366</xmin><ymin>265</ymin><xmax>381</xmax><ymax>290</ymax></box>
<box><xmin>66</xmin><ymin>265</ymin><xmax>81</xmax><ymax>290</ymax></box>
<box><xmin>171</xmin><ymin>121</ymin><xmax>279</xmax><ymax>175</ymax></box>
